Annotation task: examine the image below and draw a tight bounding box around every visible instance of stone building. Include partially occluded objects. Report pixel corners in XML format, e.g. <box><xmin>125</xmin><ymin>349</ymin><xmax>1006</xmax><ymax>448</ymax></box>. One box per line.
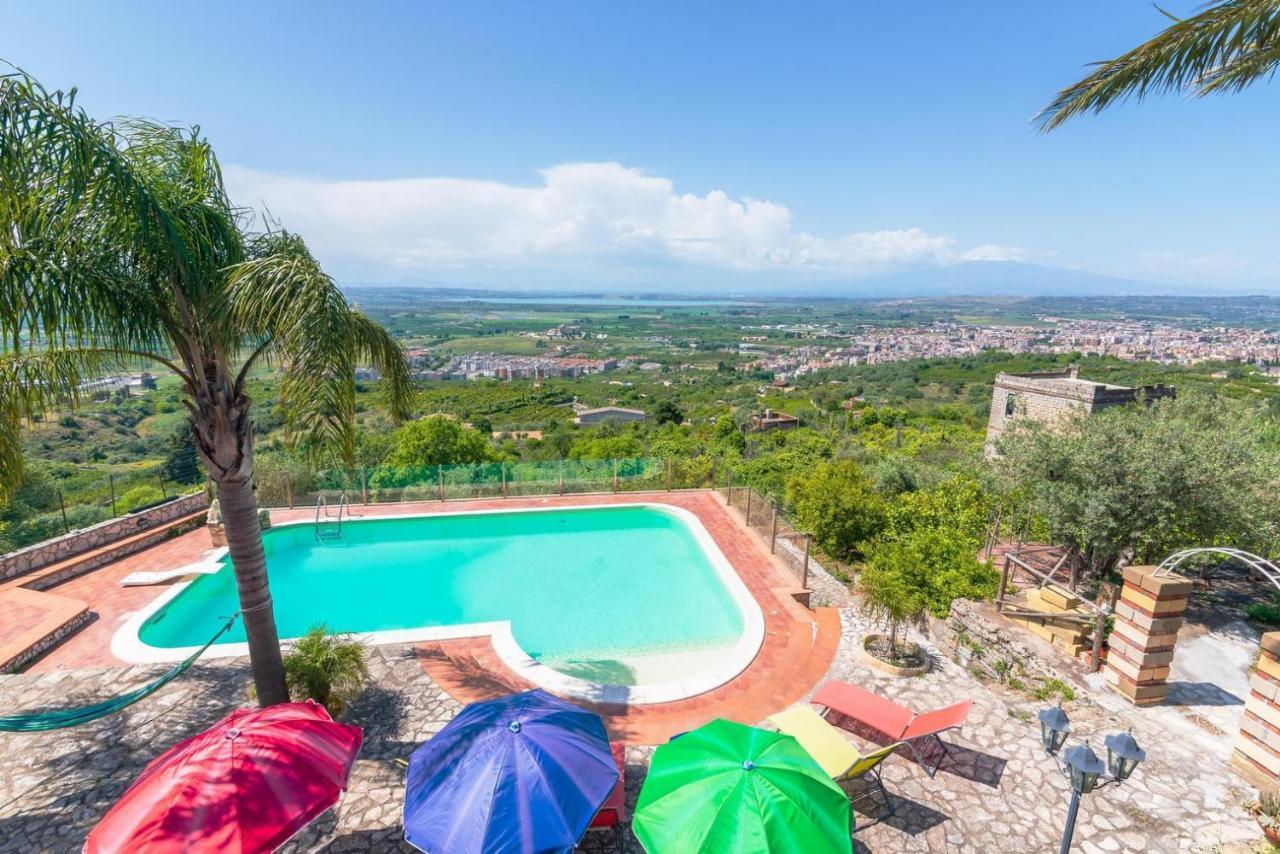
<box><xmin>986</xmin><ymin>365</ymin><xmax>1174</xmax><ymax>454</ymax></box>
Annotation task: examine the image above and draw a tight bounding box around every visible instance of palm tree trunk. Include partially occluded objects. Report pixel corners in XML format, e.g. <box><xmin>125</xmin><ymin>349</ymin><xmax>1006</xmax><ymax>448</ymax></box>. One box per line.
<box><xmin>215</xmin><ymin>472</ymin><xmax>289</xmax><ymax>706</ymax></box>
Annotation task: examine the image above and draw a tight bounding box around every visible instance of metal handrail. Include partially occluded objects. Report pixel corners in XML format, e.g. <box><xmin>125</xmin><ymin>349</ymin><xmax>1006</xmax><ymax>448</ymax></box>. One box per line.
<box><xmin>1155</xmin><ymin>547</ymin><xmax>1280</xmax><ymax>591</ymax></box>
<box><xmin>315</xmin><ymin>494</ymin><xmax>345</xmax><ymax>541</ymax></box>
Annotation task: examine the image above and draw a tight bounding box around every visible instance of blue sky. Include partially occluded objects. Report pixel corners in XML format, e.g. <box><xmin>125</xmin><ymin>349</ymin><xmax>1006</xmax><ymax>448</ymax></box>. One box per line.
<box><xmin>5</xmin><ymin>1</ymin><xmax>1279</xmax><ymax>293</ymax></box>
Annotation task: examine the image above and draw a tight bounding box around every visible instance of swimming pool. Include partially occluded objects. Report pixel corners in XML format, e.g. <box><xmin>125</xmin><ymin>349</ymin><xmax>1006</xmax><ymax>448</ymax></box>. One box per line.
<box><xmin>114</xmin><ymin>503</ymin><xmax>765</xmax><ymax>704</ymax></box>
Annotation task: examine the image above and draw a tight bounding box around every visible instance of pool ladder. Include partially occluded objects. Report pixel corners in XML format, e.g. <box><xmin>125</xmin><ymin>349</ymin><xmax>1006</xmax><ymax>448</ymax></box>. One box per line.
<box><xmin>314</xmin><ymin>493</ymin><xmax>352</xmax><ymax>543</ymax></box>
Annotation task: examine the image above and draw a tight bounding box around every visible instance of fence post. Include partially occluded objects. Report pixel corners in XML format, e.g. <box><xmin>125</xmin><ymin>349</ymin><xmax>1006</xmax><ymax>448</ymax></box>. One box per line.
<box><xmin>158</xmin><ymin>474</ymin><xmax>168</xmax><ymax>499</ymax></box>
<box><xmin>558</xmin><ymin>460</ymin><xmax>564</xmax><ymax>496</ymax></box>
<box><xmin>502</xmin><ymin>462</ymin><xmax>508</xmax><ymax>498</ymax></box>
<box><xmin>109</xmin><ymin>474</ymin><xmax>117</xmax><ymax>516</ymax></box>
<box><xmin>58</xmin><ymin>490</ymin><xmax>69</xmax><ymax>533</ymax></box>
<box><xmin>726</xmin><ymin>470</ymin><xmax>734</xmax><ymax>504</ymax></box>
<box><xmin>746</xmin><ymin>488</ymin><xmax>753</xmax><ymax>525</ymax></box>
<box><xmin>438</xmin><ymin>468</ymin><xmax>445</xmax><ymax>501</ymax></box>
<box><xmin>612</xmin><ymin>459</ymin><xmax>618</xmax><ymax>493</ymax></box>
<box><xmin>1090</xmin><ymin>614</ymin><xmax>1105</xmax><ymax>673</ymax></box>
<box><xmin>996</xmin><ymin>556</ymin><xmax>1011</xmax><ymax>613</ymax></box>
<box><xmin>710</xmin><ymin>458</ymin><xmax>717</xmax><ymax>490</ymax></box>
<box><xmin>666</xmin><ymin>458</ymin><xmax>673</xmax><ymax>491</ymax></box>
<box><xmin>771</xmin><ymin>505</ymin><xmax>779</xmax><ymax>553</ymax></box>
<box><xmin>286</xmin><ymin>479</ymin><xmax>294</xmax><ymax>509</ymax></box>
<box><xmin>360</xmin><ymin>467</ymin><xmax>368</xmax><ymax>504</ymax></box>
<box><xmin>801</xmin><ymin>536</ymin><xmax>811</xmax><ymax>589</ymax></box>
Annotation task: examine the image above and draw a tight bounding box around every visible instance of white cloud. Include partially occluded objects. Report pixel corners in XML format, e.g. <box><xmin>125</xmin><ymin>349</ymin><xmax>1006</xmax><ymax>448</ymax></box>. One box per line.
<box><xmin>224</xmin><ymin>162</ymin><xmax>1017</xmax><ymax>278</ymax></box>
<box><xmin>960</xmin><ymin>243</ymin><xmax>1027</xmax><ymax>263</ymax></box>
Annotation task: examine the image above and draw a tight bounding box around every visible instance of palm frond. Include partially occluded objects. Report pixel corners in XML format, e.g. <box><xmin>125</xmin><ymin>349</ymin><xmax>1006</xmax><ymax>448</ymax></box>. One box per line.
<box><xmin>226</xmin><ymin>233</ymin><xmax>412</xmax><ymax>466</ymax></box>
<box><xmin>347</xmin><ymin>309</ymin><xmax>415</xmax><ymax>420</ymax></box>
<box><xmin>0</xmin><ymin>68</ymin><xmax>244</xmax><ymax>355</ymax></box>
<box><xmin>1037</xmin><ymin>0</ymin><xmax>1280</xmax><ymax>130</ymax></box>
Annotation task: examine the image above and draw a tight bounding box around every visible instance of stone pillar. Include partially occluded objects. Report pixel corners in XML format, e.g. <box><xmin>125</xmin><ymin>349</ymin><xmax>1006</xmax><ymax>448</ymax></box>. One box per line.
<box><xmin>1232</xmin><ymin>633</ymin><xmax>1280</xmax><ymax>786</ymax></box>
<box><xmin>1103</xmin><ymin>565</ymin><xmax>1190</xmax><ymax>706</ymax></box>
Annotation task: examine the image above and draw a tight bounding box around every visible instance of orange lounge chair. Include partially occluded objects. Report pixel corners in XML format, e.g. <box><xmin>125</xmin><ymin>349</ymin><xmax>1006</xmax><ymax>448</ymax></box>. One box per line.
<box><xmin>812</xmin><ymin>680</ymin><xmax>972</xmax><ymax>777</ymax></box>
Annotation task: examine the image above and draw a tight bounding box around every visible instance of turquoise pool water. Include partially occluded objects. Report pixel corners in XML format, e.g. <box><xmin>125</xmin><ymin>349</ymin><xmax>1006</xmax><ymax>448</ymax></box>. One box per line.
<box><xmin>138</xmin><ymin>506</ymin><xmax>745</xmax><ymax>669</ymax></box>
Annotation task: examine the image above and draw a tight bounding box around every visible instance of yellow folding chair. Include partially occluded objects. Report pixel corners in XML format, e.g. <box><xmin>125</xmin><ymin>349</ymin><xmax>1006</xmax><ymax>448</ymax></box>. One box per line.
<box><xmin>769</xmin><ymin>704</ymin><xmax>903</xmax><ymax>822</ymax></box>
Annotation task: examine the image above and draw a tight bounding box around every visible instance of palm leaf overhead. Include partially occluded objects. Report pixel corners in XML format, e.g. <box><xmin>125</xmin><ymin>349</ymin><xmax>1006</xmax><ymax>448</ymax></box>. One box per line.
<box><xmin>1038</xmin><ymin>0</ymin><xmax>1280</xmax><ymax>131</ymax></box>
<box><xmin>0</xmin><ymin>66</ymin><xmax>413</xmax><ymax>704</ymax></box>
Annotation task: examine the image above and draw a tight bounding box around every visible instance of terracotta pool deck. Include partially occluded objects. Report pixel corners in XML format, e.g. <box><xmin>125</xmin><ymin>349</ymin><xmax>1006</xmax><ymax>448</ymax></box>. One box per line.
<box><xmin>15</xmin><ymin>490</ymin><xmax>839</xmax><ymax>744</ymax></box>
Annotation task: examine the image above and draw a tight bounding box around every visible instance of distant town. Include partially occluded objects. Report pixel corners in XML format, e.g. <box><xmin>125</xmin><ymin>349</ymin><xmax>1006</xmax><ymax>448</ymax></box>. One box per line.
<box><xmin>349</xmin><ymin>315</ymin><xmax>1280</xmax><ymax>385</ymax></box>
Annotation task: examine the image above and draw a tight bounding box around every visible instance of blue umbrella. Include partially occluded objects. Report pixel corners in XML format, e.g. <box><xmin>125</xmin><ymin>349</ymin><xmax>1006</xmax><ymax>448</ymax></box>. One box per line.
<box><xmin>403</xmin><ymin>689</ymin><xmax>620</xmax><ymax>854</ymax></box>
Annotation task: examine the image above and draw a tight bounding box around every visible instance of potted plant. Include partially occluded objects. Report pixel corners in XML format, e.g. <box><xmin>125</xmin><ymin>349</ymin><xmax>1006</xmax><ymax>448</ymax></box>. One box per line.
<box><xmin>1250</xmin><ymin>790</ymin><xmax>1280</xmax><ymax>845</ymax></box>
<box><xmin>282</xmin><ymin>626</ymin><xmax>370</xmax><ymax>718</ymax></box>
<box><xmin>857</xmin><ymin>544</ymin><xmax>930</xmax><ymax>677</ymax></box>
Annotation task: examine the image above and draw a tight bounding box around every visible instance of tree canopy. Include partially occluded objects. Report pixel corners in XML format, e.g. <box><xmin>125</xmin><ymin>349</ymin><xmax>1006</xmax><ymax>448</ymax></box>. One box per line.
<box><xmin>383</xmin><ymin>416</ymin><xmax>498</xmax><ymax>469</ymax></box>
<box><xmin>995</xmin><ymin>392</ymin><xmax>1280</xmax><ymax>574</ymax></box>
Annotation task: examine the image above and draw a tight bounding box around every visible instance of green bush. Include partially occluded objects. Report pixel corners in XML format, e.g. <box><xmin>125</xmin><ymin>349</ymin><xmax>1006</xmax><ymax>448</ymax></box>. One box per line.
<box><xmin>282</xmin><ymin>626</ymin><xmax>369</xmax><ymax>717</ymax></box>
<box><xmin>1247</xmin><ymin>595</ymin><xmax>1280</xmax><ymax>626</ymax></box>
<box><xmin>119</xmin><ymin>485</ymin><xmax>166</xmax><ymax>512</ymax></box>
<box><xmin>861</xmin><ymin>527</ymin><xmax>1000</xmax><ymax>620</ymax></box>
<box><xmin>0</xmin><ymin>505</ymin><xmax>111</xmax><ymax>551</ymax></box>
<box><xmin>786</xmin><ymin>458</ymin><xmax>886</xmax><ymax>562</ymax></box>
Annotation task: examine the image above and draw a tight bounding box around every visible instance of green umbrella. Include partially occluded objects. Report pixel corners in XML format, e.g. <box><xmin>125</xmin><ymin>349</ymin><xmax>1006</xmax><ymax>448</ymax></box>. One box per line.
<box><xmin>634</xmin><ymin>719</ymin><xmax>853</xmax><ymax>853</ymax></box>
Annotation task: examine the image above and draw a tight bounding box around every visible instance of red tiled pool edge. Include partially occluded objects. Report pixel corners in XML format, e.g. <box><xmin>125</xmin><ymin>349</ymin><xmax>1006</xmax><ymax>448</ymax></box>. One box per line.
<box><xmin>18</xmin><ymin>490</ymin><xmax>839</xmax><ymax>740</ymax></box>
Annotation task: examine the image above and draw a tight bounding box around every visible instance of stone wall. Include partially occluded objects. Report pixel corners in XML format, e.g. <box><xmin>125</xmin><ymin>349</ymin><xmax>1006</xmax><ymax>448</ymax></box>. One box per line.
<box><xmin>934</xmin><ymin>598</ymin><xmax>1075</xmax><ymax>685</ymax></box>
<box><xmin>0</xmin><ymin>609</ymin><xmax>91</xmax><ymax>674</ymax></box>
<box><xmin>0</xmin><ymin>491</ymin><xmax>209</xmax><ymax>582</ymax></box>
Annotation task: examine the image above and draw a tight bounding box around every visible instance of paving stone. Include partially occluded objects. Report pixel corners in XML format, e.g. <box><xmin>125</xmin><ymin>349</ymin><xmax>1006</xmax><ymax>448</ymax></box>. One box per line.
<box><xmin>0</xmin><ymin>605</ymin><xmax>1268</xmax><ymax>852</ymax></box>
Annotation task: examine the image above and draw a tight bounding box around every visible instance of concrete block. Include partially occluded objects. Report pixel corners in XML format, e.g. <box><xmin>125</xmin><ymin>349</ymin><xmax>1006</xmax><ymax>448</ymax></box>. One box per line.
<box><xmin>1251</xmin><ymin>672</ymin><xmax>1280</xmax><ymax>703</ymax></box>
<box><xmin>1122</xmin><ymin>610</ymin><xmax>1184</xmax><ymax>635</ymax></box>
<box><xmin>1122</xmin><ymin>564</ymin><xmax>1193</xmax><ymax>597</ymax></box>
<box><xmin>1120</xmin><ymin>585</ymin><xmax>1161</xmax><ymax>615</ymax></box>
<box><xmin>1249</xmin><ymin>697</ymin><xmax>1280</xmax><ymax>733</ymax></box>
<box><xmin>1137</xmin><ymin>665</ymin><xmax>1170</xmax><ymax>684</ymax></box>
<box><xmin>1233</xmin><ymin>748</ymin><xmax>1280</xmax><ymax>787</ymax></box>
<box><xmin>1241</xmin><ymin>710</ymin><xmax>1271</xmax><ymax>743</ymax></box>
<box><xmin>1107</xmin><ymin>653</ymin><xmax>1143</xmax><ymax>683</ymax></box>
<box><xmin>1236</xmin><ymin>732</ymin><xmax>1280</xmax><ymax>776</ymax></box>
<box><xmin>1258</xmin><ymin>654</ymin><xmax>1280</xmax><ymax>683</ymax></box>
<box><xmin>1040</xmin><ymin>585</ymin><xmax>1075</xmax><ymax>611</ymax></box>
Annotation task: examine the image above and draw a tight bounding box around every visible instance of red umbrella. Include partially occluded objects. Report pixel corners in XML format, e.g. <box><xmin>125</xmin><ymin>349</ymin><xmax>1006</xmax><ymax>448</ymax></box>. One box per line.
<box><xmin>85</xmin><ymin>701</ymin><xmax>362</xmax><ymax>854</ymax></box>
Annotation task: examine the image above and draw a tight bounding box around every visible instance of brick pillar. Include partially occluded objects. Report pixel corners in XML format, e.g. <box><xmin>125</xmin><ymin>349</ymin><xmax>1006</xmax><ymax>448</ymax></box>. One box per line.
<box><xmin>1103</xmin><ymin>565</ymin><xmax>1190</xmax><ymax>706</ymax></box>
<box><xmin>1233</xmin><ymin>633</ymin><xmax>1280</xmax><ymax>785</ymax></box>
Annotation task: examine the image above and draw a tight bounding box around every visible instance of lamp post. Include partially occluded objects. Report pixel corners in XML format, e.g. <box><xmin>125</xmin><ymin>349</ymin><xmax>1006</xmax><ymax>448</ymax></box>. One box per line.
<box><xmin>1038</xmin><ymin>705</ymin><xmax>1145</xmax><ymax>854</ymax></box>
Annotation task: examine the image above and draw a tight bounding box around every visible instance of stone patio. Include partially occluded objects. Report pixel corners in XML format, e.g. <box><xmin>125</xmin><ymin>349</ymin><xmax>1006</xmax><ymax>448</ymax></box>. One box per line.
<box><xmin>0</xmin><ymin>602</ymin><xmax>1267</xmax><ymax>853</ymax></box>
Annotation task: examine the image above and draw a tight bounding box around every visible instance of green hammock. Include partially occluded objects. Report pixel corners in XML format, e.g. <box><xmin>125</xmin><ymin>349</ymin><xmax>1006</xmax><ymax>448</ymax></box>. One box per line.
<box><xmin>0</xmin><ymin>612</ymin><xmax>240</xmax><ymax>733</ymax></box>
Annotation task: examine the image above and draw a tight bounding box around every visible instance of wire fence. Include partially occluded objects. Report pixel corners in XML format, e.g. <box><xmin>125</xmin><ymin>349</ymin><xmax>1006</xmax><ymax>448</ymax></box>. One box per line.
<box><xmin>719</xmin><ymin>473</ymin><xmax>812</xmax><ymax>589</ymax></box>
<box><xmin>256</xmin><ymin>457</ymin><xmax>683</xmax><ymax>507</ymax></box>
<box><xmin>1</xmin><ymin>463</ymin><xmax>198</xmax><ymax>552</ymax></box>
<box><xmin>252</xmin><ymin>455</ymin><xmax>815</xmax><ymax>588</ymax></box>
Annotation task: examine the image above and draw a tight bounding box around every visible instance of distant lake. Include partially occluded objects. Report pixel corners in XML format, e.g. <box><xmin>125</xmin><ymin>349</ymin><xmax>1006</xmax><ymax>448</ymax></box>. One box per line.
<box><xmin>432</xmin><ymin>295</ymin><xmax>755</xmax><ymax>307</ymax></box>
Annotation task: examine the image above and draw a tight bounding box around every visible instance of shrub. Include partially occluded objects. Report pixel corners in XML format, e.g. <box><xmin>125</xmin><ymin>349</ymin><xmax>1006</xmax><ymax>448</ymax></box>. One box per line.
<box><xmin>0</xmin><ymin>505</ymin><xmax>110</xmax><ymax>550</ymax></box>
<box><xmin>282</xmin><ymin>626</ymin><xmax>369</xmax><ymax>718</ymax></box>
<box><xmin>1247</xmin><ymin>595</ymin><xmax>1280</xmax><ymax>626</ymax></box>
<box><xmin>857</xmin><ymin>548</ymin><xmax>928</xmax><ymax>655</ymax></box>
<box><xmin>862</xmin><ymin>527</ymin><xmax>1000</xmax><ymax>621</ymax></box>
<box><xmin>786</xmin><ymin>458</ymin><xmax>886</xmax><ymax>562</ymax></box>
<box><xmin>119</xmin><ymin>485</ymin><xmax>165</xmax><ymax>512</ymax></box>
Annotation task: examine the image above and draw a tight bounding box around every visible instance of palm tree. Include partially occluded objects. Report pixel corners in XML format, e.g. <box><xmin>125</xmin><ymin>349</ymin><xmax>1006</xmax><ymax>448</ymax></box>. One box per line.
<box><xmin>0</xmin><ymin>70</ymin><xmax>413</xmax><ymax>705</ymax></box>
<box><xmin>1038</xmin><ymin>0</ymin><xmax>1280</xmax><ymax>130</ymax></box>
